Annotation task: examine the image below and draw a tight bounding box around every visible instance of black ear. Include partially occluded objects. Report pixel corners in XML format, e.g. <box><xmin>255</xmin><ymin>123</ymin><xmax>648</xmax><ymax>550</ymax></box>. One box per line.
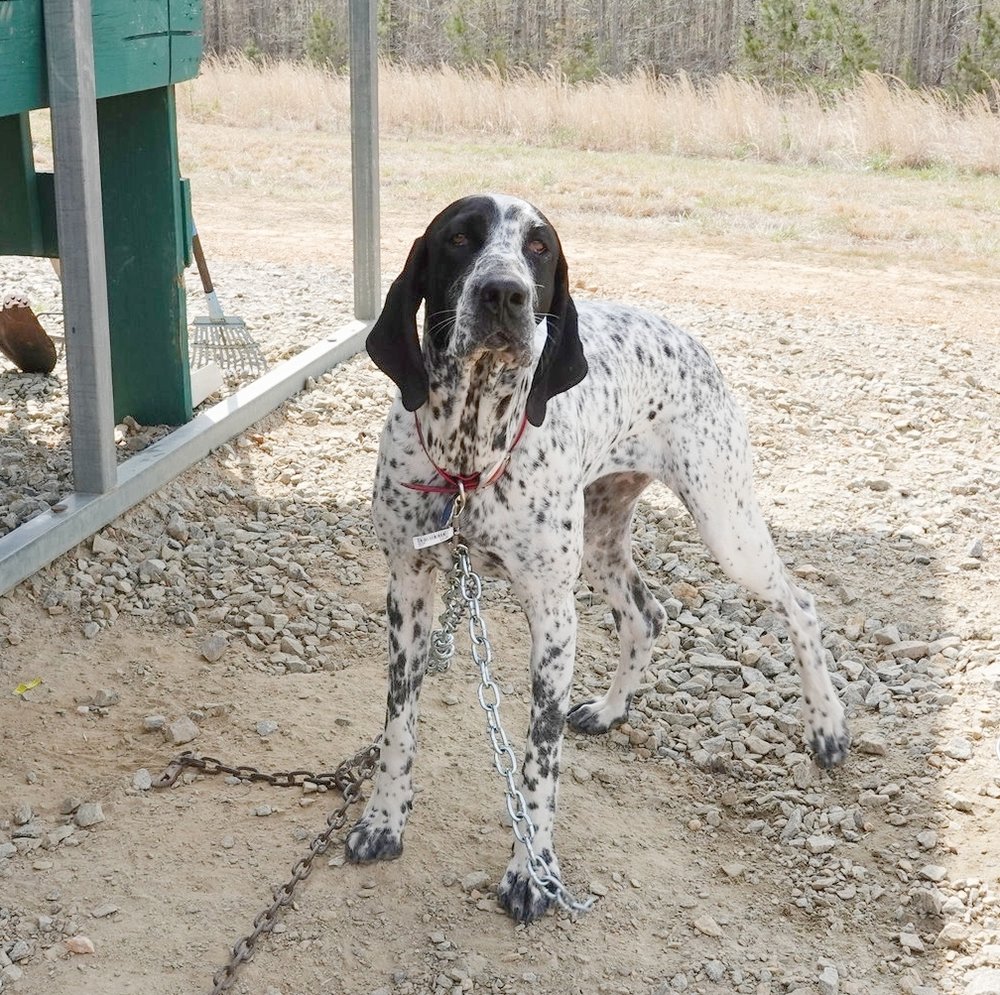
<box><xmin>525</xmin><ymin>246</ymin><xmax>587</xmax><ymax>427</ymax></box>
<box><xmin>365</xmin><ymin>236</ymin><xmax>429</xmax><ymax>411</ymax></box>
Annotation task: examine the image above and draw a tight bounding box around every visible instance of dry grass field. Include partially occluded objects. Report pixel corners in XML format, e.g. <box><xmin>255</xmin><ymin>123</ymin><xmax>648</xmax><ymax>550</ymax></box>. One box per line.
<box><xmin>166</xmin><ymin>62</ymin><xmax>1000</xmax><ymax>342</ymax></box>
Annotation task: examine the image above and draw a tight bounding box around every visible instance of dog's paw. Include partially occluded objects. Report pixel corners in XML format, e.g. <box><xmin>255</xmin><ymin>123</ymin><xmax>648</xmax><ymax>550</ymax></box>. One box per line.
<box><xmin>344</xmin><ymin>812</ymin><xmax>404</xmax><ymax>863</ymax></box>
<box><xmin>566</xmin><ymin>695</ymin><xmax>628</xmax><ymax>735</ymax></box>
<box><xmin>497</xmin><ymin>851</ymin><xmax>558</xmax><ymax>924</ymax></box>
<box><xmin>805</xmin><ymin>699</ymin><xmax>851</xmax><ymax>769</ymax></box>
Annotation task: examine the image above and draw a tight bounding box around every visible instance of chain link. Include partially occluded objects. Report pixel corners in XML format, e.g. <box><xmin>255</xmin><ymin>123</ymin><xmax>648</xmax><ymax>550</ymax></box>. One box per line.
<box><xmin>431</xmin><ymin>542</ymin><xmax>595</xmax><ymax>916</ymax></box>
<box><xmin>427</xmin><ymin>552</ymin><xmax>465</xmax><ymax>672</ymax></box>
<box><xmin>154</xmin><ymin>741</ymin><xmax>380</xmax><ymax>994</ymax></box>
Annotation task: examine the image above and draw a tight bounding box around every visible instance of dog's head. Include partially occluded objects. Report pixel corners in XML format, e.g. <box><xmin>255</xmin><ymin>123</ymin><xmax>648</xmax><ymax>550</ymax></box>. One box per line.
<box><xmin>366</xmin><ymin>194</ymin><xmax>587</xmax><ymax>426</ymax></box>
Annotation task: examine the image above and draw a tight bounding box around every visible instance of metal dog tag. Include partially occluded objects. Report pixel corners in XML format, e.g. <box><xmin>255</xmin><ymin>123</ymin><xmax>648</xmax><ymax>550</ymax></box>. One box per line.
<box><xmin>412</xmin><ymin>526</ymin><xmax>454</xmax><ymax>550</ymax></box>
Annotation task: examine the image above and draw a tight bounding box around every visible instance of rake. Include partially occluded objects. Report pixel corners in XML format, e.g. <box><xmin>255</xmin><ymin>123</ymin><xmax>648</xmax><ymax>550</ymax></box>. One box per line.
<box><xmin>189</xmin><ymin>223</ymin><xmax>268</xmax><ymax>380</ymax></box>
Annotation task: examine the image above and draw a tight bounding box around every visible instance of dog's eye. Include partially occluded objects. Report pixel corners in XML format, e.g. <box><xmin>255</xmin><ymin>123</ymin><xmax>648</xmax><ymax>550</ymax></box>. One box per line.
<box><xmin>528</xmin><ymin>239</ymin><xmax>547</xmax><ymax>256</ymax></box>
<box><xmin>450</xmin><ymin>233</ymin><xmax>468</xmax><ymax>247</ymax></box>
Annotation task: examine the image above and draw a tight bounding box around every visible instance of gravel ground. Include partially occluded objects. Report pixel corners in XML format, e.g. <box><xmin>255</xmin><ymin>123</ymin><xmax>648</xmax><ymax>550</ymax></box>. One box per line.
<box><xmin>0</xmin><ymin>256</ymin><xmax>355</xmax><ymax>537</ymax></box>
<box><xmin>1</xmin><ymin>250</ymin><xmax>999</xmax><ymax>995</ymax></box>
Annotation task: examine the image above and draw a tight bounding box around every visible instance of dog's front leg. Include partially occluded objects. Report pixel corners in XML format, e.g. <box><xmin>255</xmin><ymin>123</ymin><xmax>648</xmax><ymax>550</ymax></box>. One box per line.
<box><xmin>346</xmin><ymin>560</ymin><xmax>435</xmax><ymax>862</ymax></box>
<box><xmin>496</xmin><ymin>586</ymin><xmax>578</xmax><ymax>923</ymax></box>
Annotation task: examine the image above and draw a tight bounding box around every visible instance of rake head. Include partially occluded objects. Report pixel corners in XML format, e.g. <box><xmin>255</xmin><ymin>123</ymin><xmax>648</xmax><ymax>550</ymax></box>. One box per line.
<box><xmin>190</xmin><ymin>315</ymin><xmax>268</xmax><ymax>380</ymax></box>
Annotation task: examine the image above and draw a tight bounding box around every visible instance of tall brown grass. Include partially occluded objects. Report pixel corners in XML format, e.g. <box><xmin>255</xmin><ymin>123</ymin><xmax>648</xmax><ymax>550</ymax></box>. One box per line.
<box><xmin>180</xmin><ymin>57</ymin><xmax>1000</xmax><ymax>174</ymax></box>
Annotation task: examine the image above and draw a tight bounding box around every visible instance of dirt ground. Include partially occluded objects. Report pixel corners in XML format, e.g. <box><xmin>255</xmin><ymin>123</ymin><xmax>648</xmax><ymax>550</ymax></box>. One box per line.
<box><xmin>2</xmin><ymin>125</ymin><xmax>1000</xmax><ymax>995</ymax></box>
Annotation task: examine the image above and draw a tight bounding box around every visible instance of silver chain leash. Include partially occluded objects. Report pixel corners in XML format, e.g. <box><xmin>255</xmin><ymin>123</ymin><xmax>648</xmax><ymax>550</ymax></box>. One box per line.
<box><xmin>430</xmin><ymin>541</ymin><xmax>594</xmax><ymax>916</ymax></box>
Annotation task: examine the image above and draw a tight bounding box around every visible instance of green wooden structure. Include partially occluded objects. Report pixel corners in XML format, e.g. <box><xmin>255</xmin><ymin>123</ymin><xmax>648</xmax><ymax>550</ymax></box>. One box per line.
<box><xmin>0</xmin><ymin>0</ymin><xmax>202</xmax><ymax>424</ymax></box>
<box><xmin>0</xmin><ymin>0</ymin><xmax>380</xmax><ymax>598</ymax></box>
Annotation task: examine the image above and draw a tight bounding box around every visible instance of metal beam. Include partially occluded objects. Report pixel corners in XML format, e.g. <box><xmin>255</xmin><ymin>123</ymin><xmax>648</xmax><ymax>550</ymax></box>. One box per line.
<box><xmin>42</xmin><ymin>0</ymin><xmax>117</xmax><ymax>493</ymax></box>
<box><xmin>0</xmin><ymin>321</ymin><xmax>371</xmax><ymax>597</ymax></box>
<box><xmin>349</xmin><ymin>0</ymin><xmax>380</xmax><ymax>321</ymax></box>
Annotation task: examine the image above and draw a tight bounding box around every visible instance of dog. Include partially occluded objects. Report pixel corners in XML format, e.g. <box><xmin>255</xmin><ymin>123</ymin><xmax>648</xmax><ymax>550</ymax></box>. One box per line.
<box><xmin>346</xmin><ymin>194</ymin><xmax>850</xmax><ymax>922</ymax></box>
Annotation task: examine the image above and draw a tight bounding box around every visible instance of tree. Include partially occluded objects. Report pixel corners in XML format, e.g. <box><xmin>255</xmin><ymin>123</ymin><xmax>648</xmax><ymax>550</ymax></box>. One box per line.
<box><xmin>743</xmin><ymin>0</ymin><xmax>806</xmax><ymax>86</ymax></box>
<box><xmin>306</xmin><ymin>10</ymin><xmax>348</xmax><ymax>71</ymax></box>
<box><xmin>956</xmin><ymin>9</ymin><xmax>1000</xmax><ymax>97</ymax></box>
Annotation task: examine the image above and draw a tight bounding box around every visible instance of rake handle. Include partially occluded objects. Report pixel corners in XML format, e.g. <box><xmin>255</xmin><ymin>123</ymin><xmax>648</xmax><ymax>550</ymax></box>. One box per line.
<box><xmin>191</xmin><ymin>231</ymin><xmax>215</xmax><ymax>295</ymax></box>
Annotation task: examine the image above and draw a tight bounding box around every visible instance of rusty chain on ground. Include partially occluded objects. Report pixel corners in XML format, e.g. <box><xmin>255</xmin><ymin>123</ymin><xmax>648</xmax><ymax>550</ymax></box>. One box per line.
<box><xmin>154</xmin><ymin>740</ymin><xmax>381</xmax><ymax>994</ymax></box>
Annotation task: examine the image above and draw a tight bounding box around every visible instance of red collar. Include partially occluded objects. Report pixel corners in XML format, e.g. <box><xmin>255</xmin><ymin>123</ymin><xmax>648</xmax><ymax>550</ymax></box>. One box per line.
<box><xmin>403</xmin><ymin>412</ymin><xmax>529</xmax><ymax>495</ymax></box>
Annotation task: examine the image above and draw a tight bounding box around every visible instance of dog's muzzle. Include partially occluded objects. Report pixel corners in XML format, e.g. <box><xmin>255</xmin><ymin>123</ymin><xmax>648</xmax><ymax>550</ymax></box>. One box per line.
<box><xmin>461</xmin><ymin>276</ymin><xmax>537</xmax><ymax>364</ymax></box>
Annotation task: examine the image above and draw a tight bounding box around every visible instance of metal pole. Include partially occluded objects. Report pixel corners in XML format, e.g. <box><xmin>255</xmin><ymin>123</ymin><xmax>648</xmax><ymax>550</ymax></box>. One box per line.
<box><xmin>42</xmin><ymin>0</ymin><xmax>117</xmax><ymax>494</ymax></box>
<box><xmin>349</xmin><ymin>0</ymin><xmax>381</xmax><ymax>322</ymax></box>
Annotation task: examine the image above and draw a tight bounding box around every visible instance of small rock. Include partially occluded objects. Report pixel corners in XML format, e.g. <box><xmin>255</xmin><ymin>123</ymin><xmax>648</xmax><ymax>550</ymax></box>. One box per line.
<box><xmin>818</xmin><ymin>965</ymin><xmax>840</xmax><ymax>995</ymax></box>
<box><xmin>704</xmin><ymin>960</ymin><xmax>725</xmax><ymax>983</ymax></box>
<box><xmin>91</xmin><ymin>534</ymin><xmax>116</xmax><ymax>555</ymax></box>
<box><xmin>721</xmin><ymin>862</ymin><xmax>746</xmax><ymax>880</ymax></box>
<box><xmin>74</xmin><ymin>802</ymin><xmax>105</xmax><ymax>828</ymax></box>
<box><xmin>944</xmin><ymin>790</ymin><xmax>974</xmax><ymax>813</ymax></box>
<box><xmin>143</xmin><ymin>714</ymin><xmax>166</xmax><ymax>732</ymax></box>
<box><xmin>806</xmin><ymin>835</ymin><xmax>837</xmax><ymax>855</ymax></box>
<box><xmin>965</xmin><ymin>967</ymin><xmax>1000</xmax><ymax>995</ymax></box>
<box><xmin>91</xmin><ymin>903</ymin><xmax>118</xmax><ymax>919</ymax></box>
<box><xmin>936</xmin><ymin>922</ymin><xmax>969</xmax><ymax>949</ymax></box>
<box><xmin>856</xmin><ymin>732</ymin><xmax>887</xmax><ymax>756</ymax></box>
<box><xmin>918</xmin><ymin>864</ymin><xmax>947</xmax><ymax>882</ymax></box>
<box><xmin>200</xmin><ymin>632</ymin><xmax>228</xmax><ymax>663</ymax></box>
<box><xmin>93</xmin><ymin>688</ymin><xmax>120</xmax><ymax>707</ymax></box>
<box><xmin>253</xmin><ymin>805</ymin><xmax>273</xmax><ymax>817</ymax></box>
<box><xmin>885</xmin><ymin>640</ymin><xmax>930</xmax><ymax>660</ymax></box>
<box><xmin>279</xmin><ymin>634</ymin><xmax>306</xmax><ymax>657</ymax></box>
<box><xmin>64</xmin><ymin>936</ymin><xmax>95</xmax><ymax>955</ymax></box>
<box><xmin>81</xmin><ymin>621</ymin><xmax>100</xmax><ymax>639</ymax></box>
<box><xmin>164</xmin><ymin>715</ymin><xmax>199</xmax><ymax>745</ymax></box>
<box><xmin>461</xmin><ymin>871</ymin><xmax>489</xmax><ymax>893</ymax></box>
<box><xmin>12</xmin><ymin>802</ymin><xmax>32</xmax><ymax>826</ymax></box>
<box><xmin>8</xmin><ymin>941</ymin><xmax>31</xmax><ymax>963</ymax></box>
<box><xmin>256</xmin><ymin>720</ymin><xmax>279</xmax><ymax>737</ymax></box>
<box><xmin>967</xmin><ymin>538</ymin><xmax>984</xmax><ymax>559</ymax></box>
<box><xmin>132</xmin><ymin>769</ymin><xmax>152</xmax><ymax>791</ymax></box>
<box><xmin>899</xmin><ymin>931</ymin><xmax>925</xmax><ymax>953</ymax></box>
<box><xmin>873</xmin><ymin>624</ymin><xmax>901</xmax><ymax>644</ymax></box>
<box><xmin>693</xmin><ymin>915</ymin><xmax>723</xmax><ymax>938</ymax></box>
<box><xmin>940</xmin><ymin>737</ymin><xmax>973</xmax><ymax>761</ymax></box>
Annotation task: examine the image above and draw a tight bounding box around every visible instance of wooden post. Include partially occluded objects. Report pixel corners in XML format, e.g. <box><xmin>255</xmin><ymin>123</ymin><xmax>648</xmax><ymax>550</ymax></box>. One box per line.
<box><xmin>349</xmin><ymin>0</ymin><xmax>381</xmax><ymax>321</ymax></box>
<box><xmin>42</xmin><ymin>0</ymin><xmax>117</xmax><ymax>494</ymax></box>
<box><xmin>97</xmin><ymin>86</ymin><xmax>192</xmax><ymax>425</ymax></box>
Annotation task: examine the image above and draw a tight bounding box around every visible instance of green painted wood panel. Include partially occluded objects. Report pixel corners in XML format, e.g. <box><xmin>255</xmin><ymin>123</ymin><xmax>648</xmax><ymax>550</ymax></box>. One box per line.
<box><xmin>97</xmin><ymin>87</ymin><xmax>192</xmax><ymax>425</ymax></box>
<box><xmin>0</xmin><ymin>113</ymin><xmax>45</xmax><ymax>255</ymax></box>
<box><xmin>0</xmin><ymin>0</ymin><xmax>202</xmax><ymax>116</ymax></box>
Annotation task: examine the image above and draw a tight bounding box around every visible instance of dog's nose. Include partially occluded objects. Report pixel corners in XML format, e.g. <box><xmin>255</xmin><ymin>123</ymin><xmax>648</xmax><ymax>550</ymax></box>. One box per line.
<box><xmin>479</xmin><ymin>279</ymin><xmax>529</xmax><ymax>321</ymax></box>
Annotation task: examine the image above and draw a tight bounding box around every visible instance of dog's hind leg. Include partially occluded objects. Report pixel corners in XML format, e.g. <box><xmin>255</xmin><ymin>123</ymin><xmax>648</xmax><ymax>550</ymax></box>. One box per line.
<box><xmin>670</xmin><ymin>408</ymin><xmax>850</xmax><ymax>768</ymax></box>
<box><xmin>567</xmin><ymin>472</ymin><xmax>665</xmax><ymax>735</ymax></box>
<box><xmin>345</xmin><ymin>560</ymin><xmax>436</xmax><ymax>862</ymax></box>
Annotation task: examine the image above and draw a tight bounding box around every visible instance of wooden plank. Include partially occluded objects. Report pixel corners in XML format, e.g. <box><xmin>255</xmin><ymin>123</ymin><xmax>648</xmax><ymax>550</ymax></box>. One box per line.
<box><xmin>0</xmin><ymin>320</ymin><xmax>371</xmax><ymax>597</ymax></box>
<box><xmin>42</xmin><ymin>0</ymin><xmax>117</xmax><ymax>495</ymax></box>
<box><xmin>0</xmin><ymin>0</ymin><xmax>202</xmax><ymax>116</ymax></box>
<box><xmin>349</xmin><ymin>0</ymin><xmax>381</xmax><ymax>321</ymax></box>
<box><xmin>91</xmin><ymin>0</ymin><xmax>170</xmax><ymax>96</ymax></box>
<box><xmin>169</xmin><ymin>0</ymin><xmax>204</xmax><ymax>83</ymax></box>
<box><xmin>97</xmin><ymin>86</ymin><xmax>192</xmax><ymax>425</ymax></box>
<box><xmin>0</xmin><ymin>113</ymin><xmax>45</xmax><ymax>255</ymax></box>
<box><xmin>0</xmin><ymin>2</ymin><xmax>46</xmax><ymax>116</ymax></box>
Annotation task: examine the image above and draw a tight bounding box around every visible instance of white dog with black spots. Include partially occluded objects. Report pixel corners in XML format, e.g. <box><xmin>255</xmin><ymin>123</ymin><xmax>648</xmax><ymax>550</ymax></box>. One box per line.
<box><xmin>346</xmin><ymin>194</ymin><xmax>851</xmax><ymax>922</ymax></box>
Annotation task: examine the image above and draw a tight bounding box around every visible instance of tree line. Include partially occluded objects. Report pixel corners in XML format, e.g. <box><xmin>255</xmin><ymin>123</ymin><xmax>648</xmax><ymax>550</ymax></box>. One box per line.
<box><xmin>202</xmin><ymin>0</ymin><xmax>1000</xmax><ymax>93</ymax></box>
